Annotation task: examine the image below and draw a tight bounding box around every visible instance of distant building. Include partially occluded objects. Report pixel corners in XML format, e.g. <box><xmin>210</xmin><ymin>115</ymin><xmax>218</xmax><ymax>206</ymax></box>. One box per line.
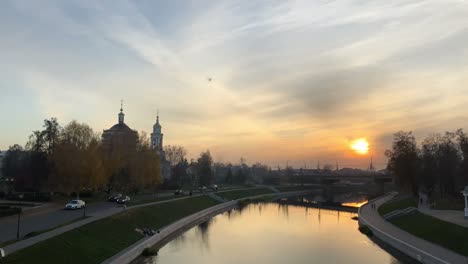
<box><xmin>101</xmin><ymin>104</ymin><xmax>138</xmax><ymax>155</ymax></box>
<box><xmin>150</xmin><ymin>112</ymin><xmax>171</xmax><ymax>181</ymax></box>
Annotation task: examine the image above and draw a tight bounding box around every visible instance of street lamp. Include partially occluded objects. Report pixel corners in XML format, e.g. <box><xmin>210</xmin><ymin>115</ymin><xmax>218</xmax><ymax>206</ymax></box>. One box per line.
<box><xmin>461</xmin><ymin>186</ymin><xmax>468</xmax><ymax>219</ymax></box>
<box><xmin>16</xmin><ymin>194</ymin><xmax>24</xmax><ymax>240</ymax></box>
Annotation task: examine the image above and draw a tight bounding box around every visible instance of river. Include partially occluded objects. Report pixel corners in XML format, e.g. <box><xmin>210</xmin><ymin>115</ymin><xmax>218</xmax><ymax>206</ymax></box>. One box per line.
<box><xmin>138</xmin><ymin>201</ymin><xmax>405</xmax><ymax>264</ymax></box>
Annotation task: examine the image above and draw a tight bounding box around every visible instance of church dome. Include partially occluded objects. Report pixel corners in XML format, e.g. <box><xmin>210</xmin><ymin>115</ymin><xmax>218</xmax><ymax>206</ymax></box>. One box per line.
<box><xmin>101</xmin><ymin>103</ymin><xmax>138</xmax><ymax>154</ymax></box>
<box><xmin>109</xmin><ymin>123</ymin><xmax>133</xmax><ymax>132</ymax></box>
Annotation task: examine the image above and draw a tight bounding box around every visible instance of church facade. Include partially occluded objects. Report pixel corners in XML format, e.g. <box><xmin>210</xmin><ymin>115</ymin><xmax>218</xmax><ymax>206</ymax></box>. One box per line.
<box><xmin>101</xmin><ymin>104</ymin><xmax>138</xmax><ymax>156</ymax></box>
<box><xmin>102</xmin><ymin>103</ymin><xmax>172</xmax><ymax>182</ymax></box>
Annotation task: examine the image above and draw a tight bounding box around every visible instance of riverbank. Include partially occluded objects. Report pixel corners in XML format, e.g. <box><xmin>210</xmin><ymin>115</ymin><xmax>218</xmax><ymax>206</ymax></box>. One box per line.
<box><xmin>1</xmin><ymin>196</ymin><xmax>220</xmax><ymax>264</ymax></box>
<box><xmin>103</xmin><ymin>190</ymin><xmax>312</xmax><ymax>264</ymax></box>
<box><xmin>131</xmin><ymin>200</ymin><xmax>401</xmax><ymax>264</ymax></box>
<box><xmin>0</xmin><ymin>188</ymin><xmax>310</xmax><ymax>264</ymax></box>
<box><xmin>359</xmin><ymin>193</ymin><xmax>468</xmax><ymax>264</ymax></box>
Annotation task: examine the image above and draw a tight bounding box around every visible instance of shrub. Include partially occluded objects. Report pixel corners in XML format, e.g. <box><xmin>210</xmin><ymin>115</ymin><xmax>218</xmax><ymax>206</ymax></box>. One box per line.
<box><xmin>78</xmin><ymin>189</ymin><xmax>93</xmax><ymax>198</ymax></box>
<box><xmin>0</xmin><ymin>206</ymin><xmax>21</xmax><ymax>217</ymax></box>
<box><xmin>142</xmin><ymin>247</ymin><xmax>158</xmax><ymax>256</ymax></box>
<box><xmin>6</xmin><ymin>192</ymin><xmax>51</xmax><ymax>202</ymax></box>
<box><xmin>359</xmin><ymin>225</ymin><xmax>373</xmax><ymax>237</ymax></box>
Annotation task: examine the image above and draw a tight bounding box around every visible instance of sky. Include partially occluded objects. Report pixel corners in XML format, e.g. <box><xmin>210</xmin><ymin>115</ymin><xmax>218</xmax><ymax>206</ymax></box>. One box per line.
<box><xmin>1</xmin><ymin>0</ymin><xmax>468</xmax><ymax>169</ymax></box>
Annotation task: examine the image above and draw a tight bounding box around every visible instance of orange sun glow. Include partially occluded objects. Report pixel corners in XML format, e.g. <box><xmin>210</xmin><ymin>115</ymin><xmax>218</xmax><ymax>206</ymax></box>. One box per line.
<box><xmin>350</xmin><ymin>138</ymin><xmax>369</xmax><ymax>155</ymax></box>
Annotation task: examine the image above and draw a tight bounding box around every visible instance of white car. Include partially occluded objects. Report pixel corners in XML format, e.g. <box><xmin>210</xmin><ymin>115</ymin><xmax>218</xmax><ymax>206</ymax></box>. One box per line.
<box><xmin>65</xmin><ymin>199</ymin><xmax>86</xmax><ymax>210</ymax></box>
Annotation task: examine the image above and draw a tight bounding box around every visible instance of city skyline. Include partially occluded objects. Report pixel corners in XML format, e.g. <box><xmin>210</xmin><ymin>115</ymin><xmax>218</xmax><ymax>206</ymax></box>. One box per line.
<box><xmin>2</xmin><ymin>0</ymin><xmax>468</xmax><ymax>169</ymax></box>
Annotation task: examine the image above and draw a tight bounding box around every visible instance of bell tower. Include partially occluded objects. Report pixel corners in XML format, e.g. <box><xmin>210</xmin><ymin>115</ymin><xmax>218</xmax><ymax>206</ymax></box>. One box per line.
<box><xmin>151</xmin><ymin>110</ymin><xmax>163</xmax><ymax>152</ymax></box>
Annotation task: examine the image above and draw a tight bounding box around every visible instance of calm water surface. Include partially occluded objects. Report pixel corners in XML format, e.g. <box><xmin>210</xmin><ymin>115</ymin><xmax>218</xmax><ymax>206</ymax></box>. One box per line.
<box><xmin>141</xmin><ymin>203</ymin><xmax>402</xmax><ymax>264</ymax></box>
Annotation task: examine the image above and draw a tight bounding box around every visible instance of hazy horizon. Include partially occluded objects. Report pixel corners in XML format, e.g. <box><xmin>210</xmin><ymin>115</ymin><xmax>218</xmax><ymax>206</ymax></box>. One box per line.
<box><xmin>2</xmin><ymin>0</ymin><xmax>468</xmax><ymax>169</ymax></box>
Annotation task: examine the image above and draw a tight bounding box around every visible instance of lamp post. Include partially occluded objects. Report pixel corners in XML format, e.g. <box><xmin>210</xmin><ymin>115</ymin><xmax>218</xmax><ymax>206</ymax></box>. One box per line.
<box><xmin>462</xmin><ymin>186</ymin><xmax>468</xmax><ymax>219</ymax></box>
<box><xmin>16</xmin><ymin>194</ymin><xmax>23</xmax><ymax>240</ymax></box>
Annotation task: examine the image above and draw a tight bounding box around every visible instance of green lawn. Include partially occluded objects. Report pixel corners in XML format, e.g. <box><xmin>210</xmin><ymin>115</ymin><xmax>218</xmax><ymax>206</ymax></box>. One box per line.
<box><xmin>2</xmin><ymin>196</ymin><xmax>219</xmax><ymax>264</ymax></box>
<box><xmin>391</xmin><ymin>211</ymin><xmax>468</xmax><ymax>256</ymax></box>
<box><xmin>378</xmin><ymin>197</ymin><xmax>417</xmax><ymax>216</ymax></box>
<box><xmin>276</xmin><ymin>185</ymin><xmax>311</xmax><ymax>192</ymax></box>
<box><xmin>217</xmin><ymin>188</ymin><xmax>274</xmax><ymax>200</ymax></box>
<box><xmin>127</xmin><ymin>194</ymin><xmax>184</xmax><ymax>206</ymax></box>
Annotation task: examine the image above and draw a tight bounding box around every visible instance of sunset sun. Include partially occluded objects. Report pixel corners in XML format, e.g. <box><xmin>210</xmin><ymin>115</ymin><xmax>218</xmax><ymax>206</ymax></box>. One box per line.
<box><xmin>350</xmin><ymin>138</ymin><xmax>369</xmax><ymax>155</ymax></box>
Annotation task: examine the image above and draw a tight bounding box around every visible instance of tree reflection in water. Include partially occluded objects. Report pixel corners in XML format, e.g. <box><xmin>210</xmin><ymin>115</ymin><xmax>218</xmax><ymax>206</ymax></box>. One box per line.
<box><xmin>196</xmin><ymin>218</ymin><xmax>214</xmax><ymax>250</ymax></box>
<box><xmin>140</xmin><ymin>202</ymin><xmax>406</xmax><ymax>264</ymax></box>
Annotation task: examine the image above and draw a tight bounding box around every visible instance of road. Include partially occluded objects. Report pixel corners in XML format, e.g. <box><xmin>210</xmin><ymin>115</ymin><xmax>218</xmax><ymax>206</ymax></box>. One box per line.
<box><xmin>0</xmin><ymin>192</ymin><xmax>175</xmax><ymax>244</ymax></box>
<box><xmin>0</xmin><ymin>201</ymin><xmax>115</xmax><ymax>244</ymax></box>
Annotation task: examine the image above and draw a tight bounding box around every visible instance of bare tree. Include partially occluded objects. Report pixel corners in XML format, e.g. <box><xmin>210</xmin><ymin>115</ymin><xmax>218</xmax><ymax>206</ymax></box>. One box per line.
<box><xmin>164</xmin><ymin>145</ymin><xmax>187</xmax><ymax>167</ymax></box>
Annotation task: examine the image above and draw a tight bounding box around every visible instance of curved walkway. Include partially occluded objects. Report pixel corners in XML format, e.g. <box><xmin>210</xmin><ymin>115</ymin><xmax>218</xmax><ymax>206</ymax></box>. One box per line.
<box><xmin>102</xmin><ymin>190</ymin><xmax>313</xmax><ymax>264</ymax></box>
<box><xmin>359</xmin><ymin>193</ymin><xmax>467</xmax><ymax>264</ymax></box>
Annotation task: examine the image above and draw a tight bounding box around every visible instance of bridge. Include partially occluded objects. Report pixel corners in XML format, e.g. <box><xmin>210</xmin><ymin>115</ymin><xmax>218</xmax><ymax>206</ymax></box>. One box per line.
<box><xmin>287</xmin><ymin>172</ymin><xmax>394</xmax><ymax>196</ymax></box>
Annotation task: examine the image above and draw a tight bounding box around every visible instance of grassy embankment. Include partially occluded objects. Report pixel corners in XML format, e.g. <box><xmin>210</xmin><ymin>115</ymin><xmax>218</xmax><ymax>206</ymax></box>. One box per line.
<box><xmin>2</xmin><ymin>196</ymin><xmax>219</xmax><ymax>264</ymax></box>
<box><xmin>378</xmin><ymin>197</ymin><xmax>417</xmax><ymax>216</ymax></box>
<box><xmin>217</xmin><ymin>187</ymin><xmax>274</xmax><ymax>200</ymax></box>
<box><xmin>379</xmin><ymin>195</ymin><xmax>468</xmax><ymax>256</ymax></box>
<box><xmin>275</xmin><ymin>185</ymin><xmax>314</xmax><ymax>192</ymax></box>
<box><xmin>391</xmin><ymin>211</ymin><xmax>468</xmax><ymax>256</ymax></box>
<box><xmin>127</xmin><ymin>194</ymin><xmax>187</xmax><ymax>206</ymax></box>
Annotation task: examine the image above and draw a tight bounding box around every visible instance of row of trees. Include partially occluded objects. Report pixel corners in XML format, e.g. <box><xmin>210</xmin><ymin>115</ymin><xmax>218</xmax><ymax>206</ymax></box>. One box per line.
<box><xmin>386</xmin><ymin>130</ymin><xmax>468</xmax><ymax>198</ymax></box>
<box><xmin>162</xmin><ymin>147</ymin><xmax>214</xmax><ymax>188</ymax></box>
<box><xmin>4</xmin><ymin>118</ymin><xmax>313</xmax><ymax>195</ymax></box>
<box><xmin>2</xmin><ymin>118</ymin><xmax>161</xmax><ymax>196</ymax></box>
<box><xmin>162</xmin><ymin>148</ymin><xmax>275</xmax><ymax>188</ymax></box>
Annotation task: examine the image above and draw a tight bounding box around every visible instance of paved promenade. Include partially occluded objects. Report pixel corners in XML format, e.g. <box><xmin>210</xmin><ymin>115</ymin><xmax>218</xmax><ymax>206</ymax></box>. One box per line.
<box><xmin>359</xmin><ymin>193</ymin><xmax>467</xmax><ymax>264</ymax></box>
<box><xmin>419</xmin><ymin>208</ymin><xmax>468</xmax><ymax>228</ymax></box>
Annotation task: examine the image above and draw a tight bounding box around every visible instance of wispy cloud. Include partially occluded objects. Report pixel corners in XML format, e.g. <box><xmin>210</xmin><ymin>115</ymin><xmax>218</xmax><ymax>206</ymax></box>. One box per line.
<box><xmin>1</xmin><ymin>0</ymin><xmax>468</xmax><ymax>169</ymax></box>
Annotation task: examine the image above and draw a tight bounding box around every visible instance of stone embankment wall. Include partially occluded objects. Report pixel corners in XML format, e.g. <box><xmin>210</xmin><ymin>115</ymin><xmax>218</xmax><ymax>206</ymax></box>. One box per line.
<box><xmin>103</xmin><ymin>190</ymin><xmax>312</xmax><ymax>264</ymax></box>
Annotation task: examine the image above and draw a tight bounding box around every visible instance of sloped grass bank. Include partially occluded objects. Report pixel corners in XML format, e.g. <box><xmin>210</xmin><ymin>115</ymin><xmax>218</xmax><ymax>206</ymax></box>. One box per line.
<box><xmin>391</xmin><ymin>211</ymin><xmax>468</xmax><ymax>256</ymax></box>
<box><xmin>276</xmin><ymin>186</ymin><xmax>314</xmax><ymax>192</ymax></box>
<box><xmin>2</xmin><ymin>196</ymin><xmax>219</xmax><ymax>264</ymax></box>
<box><xmin>378</xmin><ymin>197</ymin><xmax>417</xmax><ymax>216</ymax></box>
<box><xmin>217</xmin><ymin>188</ymin><xmax>274</xmax><ymax>200</ymax></box>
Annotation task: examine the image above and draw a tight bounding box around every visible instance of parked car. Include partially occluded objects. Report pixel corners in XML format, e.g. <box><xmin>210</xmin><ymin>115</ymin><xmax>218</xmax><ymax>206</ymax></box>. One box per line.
<box><xmin>174</xmin><ymin>189</ymin><xmax>182</xmax><ymax>195</ymax></box>
<box><xmin>108</xmin><ymin>194</ymin><xmax>122</xmax><ymax>202</ymax></box>
<box><xmin>209</xmin><ymin>184</ymin><xmax>218</xmax><ymax>191</ymax></box>
<box><xmin>199</xmin><ymin>186</ymin><xmax>207</xmax><ymax>192</ymax></box>
<box><xmin>116</xmin><ymin>196</ymin><xmax>130</xmax><ymax>204</ymax></box>
<box><xmin>65</xmin><ymin>200</ymin><xmax>85</xmax><ymax>210</ymax></box>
